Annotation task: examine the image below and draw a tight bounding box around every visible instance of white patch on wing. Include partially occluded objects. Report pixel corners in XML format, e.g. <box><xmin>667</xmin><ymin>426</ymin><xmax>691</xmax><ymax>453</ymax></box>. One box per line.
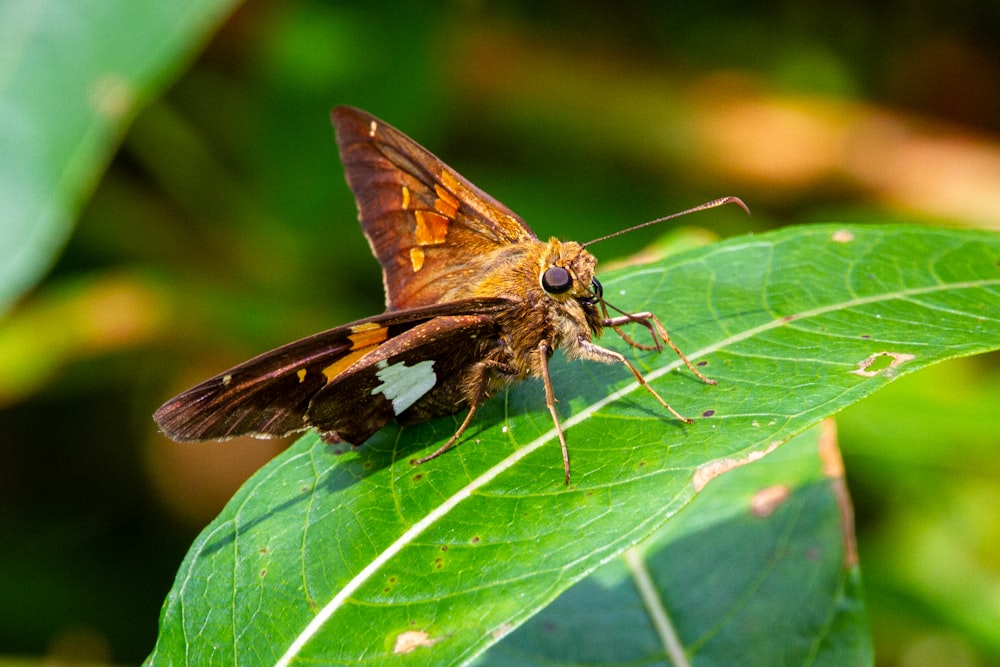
<box><xmin>371</xmin><ymin>359</ymin><xmax>437</xmax><ymax>414</ymax></box>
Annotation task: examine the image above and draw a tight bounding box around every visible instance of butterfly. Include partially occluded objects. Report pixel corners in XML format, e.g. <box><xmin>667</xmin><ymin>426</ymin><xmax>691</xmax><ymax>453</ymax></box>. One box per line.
<box><xmin>154</xmin><ymin>106</ymin><xmax>744</xmax><ymax>484</ymax></box>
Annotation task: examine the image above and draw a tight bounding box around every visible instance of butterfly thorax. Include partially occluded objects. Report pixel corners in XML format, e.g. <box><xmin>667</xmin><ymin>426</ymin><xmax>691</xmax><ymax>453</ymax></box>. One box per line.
<box><xmin>458</xmin><ymin>237</ymin><xmax>605</xmax><ymax>380</ymax></box>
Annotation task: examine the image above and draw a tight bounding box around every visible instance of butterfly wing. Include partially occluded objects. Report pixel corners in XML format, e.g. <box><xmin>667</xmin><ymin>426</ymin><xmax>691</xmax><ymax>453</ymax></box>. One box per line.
<box><xmin>306</xmin><ymin>308</ymin><xmax>507</xmax><ymax>445</ymax></box>
<box><xmin>154</xmin><ymin>298</ymin><xmax>510</xmax><ymax>444</ymax></box>
<box><xmin>332</xmin><ymin>106</ymin><xmax>537</xmax><ymax>310</ymax></box>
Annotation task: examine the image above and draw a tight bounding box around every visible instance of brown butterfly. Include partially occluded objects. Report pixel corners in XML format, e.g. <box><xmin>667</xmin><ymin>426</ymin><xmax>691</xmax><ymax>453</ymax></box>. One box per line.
<box><xmin>154</xmin><ymin>106</ymin><xmax>745</xmax><ymax>484</ymax></box>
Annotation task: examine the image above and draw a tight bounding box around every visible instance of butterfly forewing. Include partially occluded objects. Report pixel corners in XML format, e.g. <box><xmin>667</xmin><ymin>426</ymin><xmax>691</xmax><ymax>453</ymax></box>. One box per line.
<box><xmin>153</xmin><ymin>336</ymin><xmax>342</xmax><ymax>442</ymax></box>
<box><xmin>333</xmin><ymin>107</ymin><xmax>537</xmax><ymax>310</ymax></box>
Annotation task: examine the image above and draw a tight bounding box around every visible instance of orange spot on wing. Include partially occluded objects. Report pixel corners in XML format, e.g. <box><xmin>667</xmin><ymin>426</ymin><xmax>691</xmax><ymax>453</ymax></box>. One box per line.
<box><xmin>348</xmin><ymin>323</ymin><xmax>389</xmax><ymax>349</ymax></box>
<box><xmin>410</xmin><ymin>247</ymin><xmax>425</xmax><ymax>272</ymax></box>
<box><xmin>439</xmin><ymin>169</ymin><xmax>460</xmax><ymax>193</ymax></box>
<box><xmin>414</xmin><ymin>210</ymin><xmax>450</xmax><ymax>245</ymax></box>
<box><xmin>322</xmin><ymin>347</ymin><xmax>373</xmax><ymax>382</ymax></box>
<box><xmin>433</xmin><ymin>184</ymin><xmax>459</xmax><ymax>218</ymax></box>
<box><xmin>296</xmin><ymin>368</ymin><xmax>307</xmax><ymax>383</ymax></box>
<box><xmin>401</xmin><ymin>185</ymin><xmax>411</xmax><ymax>210</ymax></box>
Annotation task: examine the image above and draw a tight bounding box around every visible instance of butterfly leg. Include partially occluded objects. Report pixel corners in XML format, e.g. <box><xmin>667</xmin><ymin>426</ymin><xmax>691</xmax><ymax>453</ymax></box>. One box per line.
<box><xmin>415</xmin><ymin>403</ymin><xmax>479</xmax><ymax>465</ymax></box>
<box><xmin>603</xmin><ymin>312</ymin><xmax>716</xmax><ymax>386</ymax></box>
<box><xmin>538</xmin><ymin>340</ymin><xmax>572</xmax><ymax>485</ymax></box>
<box><xmin>578</xmin><ymin>338</ymin><xmax>695</xmax><ymax>424</ymax></box>
<box><xmin>414</xmin><ymin>357</ymin><xmax>509</xmax><ymax>466</ymax></box>
<box><xmin>600</xmin><ymin>302</ymin><xmax>659</xmax><ymax>351</ymax></box>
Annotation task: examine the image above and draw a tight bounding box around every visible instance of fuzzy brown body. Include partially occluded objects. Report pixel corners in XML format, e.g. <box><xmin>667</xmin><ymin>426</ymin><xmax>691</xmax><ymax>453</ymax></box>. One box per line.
<box><xmin>393</xmin><ymin>239</ymin><xmax>605</xmax><ymax>420</ymax></box>
<box><xmin>154</xmin><ymin>107</ymin><xmax>714</xmax><ymax>484</ymax></box>
<box><xmin>307</xmin><ymin>236</ymin><xmax>608</xmax><ymax>447</ymax></box>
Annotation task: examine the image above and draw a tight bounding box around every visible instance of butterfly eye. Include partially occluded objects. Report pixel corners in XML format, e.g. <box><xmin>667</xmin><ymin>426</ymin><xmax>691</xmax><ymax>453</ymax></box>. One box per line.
<box><xmin>580</xmin><ymin>277</ymin><xmax>603</xmax><ymax>305</ymax></box>
<box><xmin>541</xmin><ymin>266</ymin><xmax>573</xmax><ymax>294</ymax></box>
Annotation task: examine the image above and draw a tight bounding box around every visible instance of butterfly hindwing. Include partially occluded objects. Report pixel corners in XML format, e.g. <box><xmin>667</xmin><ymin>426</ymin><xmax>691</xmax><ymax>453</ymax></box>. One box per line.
<box><xmin>332</xmin><ymin>106</ymin><xmax>537</xmax><ymax>310</ymax></box>
<box><xmin>306</xmin><ymin>310</ymin><xmax>507</xmax><ymax>444</ymax></box>
<box><xmin>153</xmin><ymin>298</ymin><xmax>511</xmax><ymax>443</ymax></box>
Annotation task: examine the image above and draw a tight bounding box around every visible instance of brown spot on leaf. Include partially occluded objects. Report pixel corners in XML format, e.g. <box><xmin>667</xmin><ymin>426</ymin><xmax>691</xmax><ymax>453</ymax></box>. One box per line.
<box><xmin>818</xmin><ymin>420</ymin><xmax>844</xmax><ymax>479</ymax></box>
<box><xmin>393</xmin><ymin>630</ymin><xmax>440</xmax><ymax>654</ymax></box>
<box><xmin>491</xmin><ymin>622</ymin><xmax>515</xmax><ymax>639</ymax></box>
<box><xmin>750</xmin><ymin>484</ymin><xmax>790</xmax><ymax>517</ymax></box>
<box><xmin>90</xmin><ymin>73</ymin><xmax>134</xmax><ymax>120</ymax></box>
<box><xmin>817</xmin><ymin>420</ymin><xmax>859</xmax><ymax>567</ymax></box>
<box><xmin>693</xmin><ymin>441</ymin><xmax>781</xmax><ymax>492</ymax></box>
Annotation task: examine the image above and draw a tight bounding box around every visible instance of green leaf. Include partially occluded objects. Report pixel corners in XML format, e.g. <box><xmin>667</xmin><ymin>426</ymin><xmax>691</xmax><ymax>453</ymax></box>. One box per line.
<box><xmin>148</xmin><ymin>224</ymin><xmax>1000</xmax><ymax>665</ymax></box>
<box><xmin>476</xmin><ymin>424</ymin><xmax>871</xmax><ymax>665</ymax></box>
<box><xmin>0</xmin><ymin>0</ymin><xmax>237</xmax><ymax>314</ymax></box>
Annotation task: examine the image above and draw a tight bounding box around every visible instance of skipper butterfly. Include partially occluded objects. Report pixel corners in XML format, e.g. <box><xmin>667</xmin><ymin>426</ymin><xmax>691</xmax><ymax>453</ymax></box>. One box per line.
<box><xmin>154</xmin><ymin>107</ymin><xmax>745</xmax><ymax>484</ymax></box>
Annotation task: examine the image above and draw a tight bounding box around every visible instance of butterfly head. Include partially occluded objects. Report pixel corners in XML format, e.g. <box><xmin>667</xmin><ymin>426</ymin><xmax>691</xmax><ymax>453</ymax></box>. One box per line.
<box><xmin>538</xmin><ymin>238</ymin><xmax>603</xmax><ymax>308</ymax></box>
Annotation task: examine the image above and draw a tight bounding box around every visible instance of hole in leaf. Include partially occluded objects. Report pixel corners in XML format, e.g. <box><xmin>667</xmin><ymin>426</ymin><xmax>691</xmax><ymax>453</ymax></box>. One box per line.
<box><xmin>852</xmin><ymin>351</ymin><xmax>915</xmax><ymax>377</ymax></box>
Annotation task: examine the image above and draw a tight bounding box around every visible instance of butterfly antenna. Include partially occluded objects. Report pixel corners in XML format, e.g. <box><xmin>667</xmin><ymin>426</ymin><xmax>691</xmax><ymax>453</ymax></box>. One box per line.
<box><xmin>583</xmin><ymin>196</ymin><xmax>749</xmax><ymax>248</ymax></box>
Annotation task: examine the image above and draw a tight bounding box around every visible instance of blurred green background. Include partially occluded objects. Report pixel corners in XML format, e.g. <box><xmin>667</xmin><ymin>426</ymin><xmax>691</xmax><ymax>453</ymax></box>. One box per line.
<box><xmin>2</xmin><ymin>1</ymin><xmax>999</xmax><ymax>664</ymax></box>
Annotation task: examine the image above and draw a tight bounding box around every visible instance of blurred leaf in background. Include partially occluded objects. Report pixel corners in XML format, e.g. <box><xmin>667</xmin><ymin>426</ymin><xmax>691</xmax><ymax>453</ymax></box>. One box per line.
<box><xmin>1</xmin><ymin>0</ymin><xmax>999</xmax><ymax>664</ymax></box>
